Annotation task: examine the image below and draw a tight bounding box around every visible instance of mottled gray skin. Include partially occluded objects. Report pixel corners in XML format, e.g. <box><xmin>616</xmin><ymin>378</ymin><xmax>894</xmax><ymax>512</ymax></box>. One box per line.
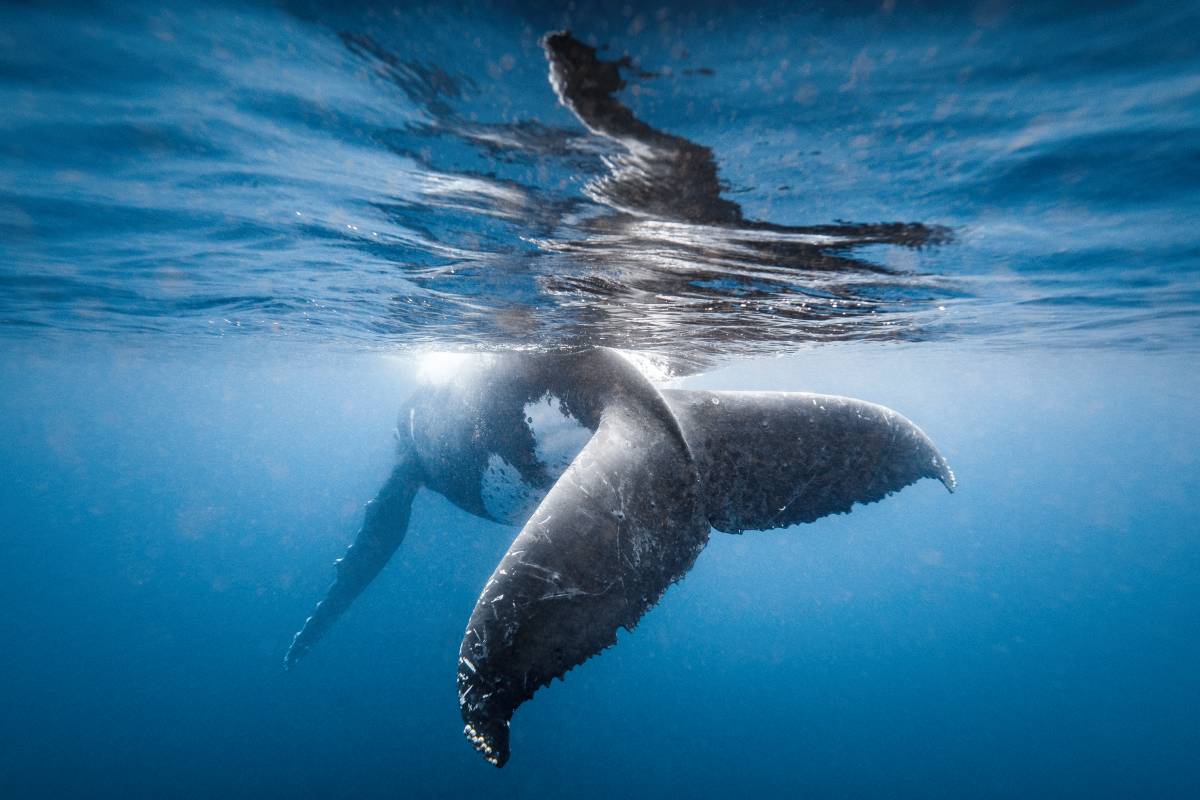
<box><xmin>286</xmin><ymin>348</ymin><xmax>954</xmax><ymax>767</ymax></box>
<box><xmin>402</xmin><ymin>350</ymin><xmax>688</xmax><ymax>523</ymax></box>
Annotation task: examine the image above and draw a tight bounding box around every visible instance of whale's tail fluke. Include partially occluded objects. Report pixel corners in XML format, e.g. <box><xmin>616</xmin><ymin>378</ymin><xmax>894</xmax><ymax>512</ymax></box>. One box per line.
<box><xmin>457</xmin><ymin>388</ymin><xmax>953</xmax><ymax>766</ymax></box>
<box><xmin>662</xmin><ymin>389</ymin><xmax>955</xmax><ymax>534</ymax></box>
<box><xmin>285</xmin><ymin>448</ymin><xmax>423</xmax><ymax>669</ymax></box>
<box><xmin>457</xmin><ymin>402</ymin><xmax>709</xmax><ymax>767</ymax></box>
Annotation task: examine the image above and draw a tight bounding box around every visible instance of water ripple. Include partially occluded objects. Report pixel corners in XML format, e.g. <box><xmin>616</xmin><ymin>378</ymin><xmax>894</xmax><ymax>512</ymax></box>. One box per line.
<box><xmin>0</xmin><ymin>1</ymin><xmax>1196</xmax><ymax>367</ymax></box>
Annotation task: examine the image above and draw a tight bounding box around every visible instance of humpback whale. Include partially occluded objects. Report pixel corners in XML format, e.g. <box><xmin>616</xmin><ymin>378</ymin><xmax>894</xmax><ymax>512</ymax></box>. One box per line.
<box><xmin>286</xmin><ymin>348</ymin><xmax>954</xmax><ymax>767</ymax></box>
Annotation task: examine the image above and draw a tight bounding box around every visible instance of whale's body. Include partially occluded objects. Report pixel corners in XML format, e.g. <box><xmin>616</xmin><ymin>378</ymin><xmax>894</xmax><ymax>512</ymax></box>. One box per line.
<box><xmin>287</xmin><ymin>349</ymin><xmax>954</xmax><ymax>766</ymax></box>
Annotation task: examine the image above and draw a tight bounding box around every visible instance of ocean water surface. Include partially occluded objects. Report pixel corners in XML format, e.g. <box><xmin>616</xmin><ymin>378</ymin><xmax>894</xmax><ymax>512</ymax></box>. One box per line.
<box><xmin>1</xmin><ymin>1</ymin><xmax>1198</xmax><ymax>798</ymax></box>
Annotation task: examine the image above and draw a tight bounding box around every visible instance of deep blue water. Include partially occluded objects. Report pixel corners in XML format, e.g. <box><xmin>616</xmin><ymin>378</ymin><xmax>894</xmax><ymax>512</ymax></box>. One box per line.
<box><xmin>1</xmin><ymin>1</ymin><xmax>1198</xmax><ymax>798</ymax></box>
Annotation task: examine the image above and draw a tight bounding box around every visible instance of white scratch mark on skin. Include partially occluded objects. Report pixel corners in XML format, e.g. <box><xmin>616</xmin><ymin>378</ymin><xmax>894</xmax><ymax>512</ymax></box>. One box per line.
<box><xmin>519</xmin><ymin>563</ymin><xmax>562</xmax><ymax>581</ymax></box>
<box><xmin>566</xmin><ymin>469</ymin><xmax>593</xmax><ymax>499</ymax></box>
<box><xmin>535</xmin><ymin>578</ymin><xmax>619</xmax><ymax>603</ymax></box>
<box><xmin>774</xmin><ymin>472</ymin><xmax>818</xmax><ymax>521</ymax></box>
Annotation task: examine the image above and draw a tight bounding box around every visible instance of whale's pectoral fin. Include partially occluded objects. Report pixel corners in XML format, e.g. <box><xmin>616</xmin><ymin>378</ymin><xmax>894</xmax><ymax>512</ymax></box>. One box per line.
<box><xmin>284</xmin><ymin>448</ymin><xmax>422</xmax><ymax>669</ymax></box>
<box><xmin>663</xmin><ymin>389</ymin><xmax>955</xmax><ymax>534</ymax></box>
<box><xmin>457</xmin><ymin>406</ymin><xmax>708</xmax><ymax>767</ymax></box>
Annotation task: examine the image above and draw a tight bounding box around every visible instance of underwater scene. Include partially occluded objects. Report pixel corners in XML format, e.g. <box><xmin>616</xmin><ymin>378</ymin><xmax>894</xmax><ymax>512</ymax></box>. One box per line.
<box><xmin>1</xmin><ymin>1</ymin><xmax>1197</xmax><ymax>797</ymax></box>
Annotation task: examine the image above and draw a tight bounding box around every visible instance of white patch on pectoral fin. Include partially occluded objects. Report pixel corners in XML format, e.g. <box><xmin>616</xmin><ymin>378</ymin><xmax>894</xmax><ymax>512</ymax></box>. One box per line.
<box><xmin>481</xmin><ymin>454</ymin><xmax>542</xmax><ymax>524</ymax></box>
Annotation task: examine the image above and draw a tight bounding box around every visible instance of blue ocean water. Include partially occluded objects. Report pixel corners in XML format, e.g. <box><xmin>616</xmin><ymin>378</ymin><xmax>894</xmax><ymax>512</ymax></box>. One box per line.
<box><xmin>1</xmin><ymin>1</ymin><xmax>1198</xmax><ymax>798</ymax></box>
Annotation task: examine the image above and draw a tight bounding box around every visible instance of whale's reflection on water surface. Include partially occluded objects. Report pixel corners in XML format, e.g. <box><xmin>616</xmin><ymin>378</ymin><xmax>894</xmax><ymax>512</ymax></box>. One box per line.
<box><xmin>2</xmin><ymin>2</ymin><xmax>1194</xmax><ymax>358</ymax></box>
<box><xmin>351</xmin><ymin>30</ymin><xmax>955</xmax><ymax>370</ymax></box>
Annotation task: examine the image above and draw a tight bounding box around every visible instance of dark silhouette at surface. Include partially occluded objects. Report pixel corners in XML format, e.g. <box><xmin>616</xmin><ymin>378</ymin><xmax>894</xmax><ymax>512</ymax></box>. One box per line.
<box><xmin>543</xmin><ymin>31</ymin><xmax>744</xmax><ymax>225</ymax></box>
<box><xmin>542</xmin><ymin>30</ymin><xmax>947</xmax><ymax>250</ymax></box>
<box><xmin>338</xmin><ymin>30</ymin><xmax>955</xmax><ymax>370</ymax></box>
